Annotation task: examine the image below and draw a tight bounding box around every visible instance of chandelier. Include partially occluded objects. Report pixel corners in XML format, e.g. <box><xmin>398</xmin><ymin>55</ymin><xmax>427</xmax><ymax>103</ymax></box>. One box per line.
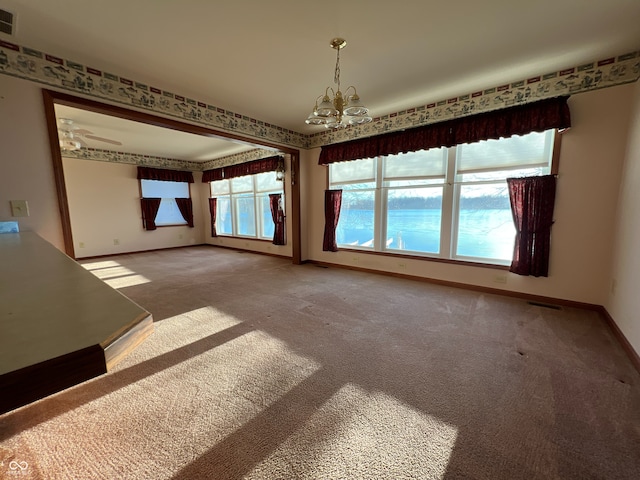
<box><xmin>305</xmin><ymin>38</ymin><xmax>372</xmax><ymax>129</ymax></box>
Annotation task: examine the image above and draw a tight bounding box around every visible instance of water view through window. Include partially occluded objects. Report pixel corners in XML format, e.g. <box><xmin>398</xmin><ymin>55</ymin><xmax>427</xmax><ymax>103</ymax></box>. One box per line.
<box><xmin>330</xmin><ymin>130</ymin><xmax>554</xmax><ymax>264</ymax></box>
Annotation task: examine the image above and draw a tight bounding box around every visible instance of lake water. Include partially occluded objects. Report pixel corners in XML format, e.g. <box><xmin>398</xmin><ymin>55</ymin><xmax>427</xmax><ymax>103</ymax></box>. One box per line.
<box><xmin>336</xmin><ymin>208</ymin><xmax>515</xmax><ymax>261</ymax></box>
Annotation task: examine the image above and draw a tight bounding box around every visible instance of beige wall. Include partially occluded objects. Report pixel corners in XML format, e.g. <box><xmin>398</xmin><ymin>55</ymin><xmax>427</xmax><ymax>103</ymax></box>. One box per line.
<box><xmin>607</xmin><ymin>79</ymin><xmax>640</xmax><ymax>355</ymax></box>
<box><xmin>63</xmin><ymin>157</ymin><xmax>206</xmax><ymax>257</ymax></box>
<box><xmin>303</xmin><ymin>84</ymin><xmax>636</xmax><ymax>305</ymax></box>
<box><xmin>0</xmin><ymin>75</ymin><xmax>64</xmax><ymax>249</ymax></box>
<box><xmin>1</xmin><ymin>71</ymin><xmax>637</xmax><ymax>318</ymax></box>
<box><xmin>0</xmin><ymin>74</ymin><xmax>291</xmax><ymax>258</ymax></box>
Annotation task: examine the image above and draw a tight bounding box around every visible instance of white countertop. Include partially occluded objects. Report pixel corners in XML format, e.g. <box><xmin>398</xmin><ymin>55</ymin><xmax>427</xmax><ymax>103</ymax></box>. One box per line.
<box><xmin>0</xmin><ymin>232</ymin><xmax>149</xmax><ymax>375</ymax></box>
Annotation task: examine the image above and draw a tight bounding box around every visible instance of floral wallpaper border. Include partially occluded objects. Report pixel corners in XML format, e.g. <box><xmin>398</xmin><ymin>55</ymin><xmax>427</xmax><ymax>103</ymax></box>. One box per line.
<box><xmin>308</xmin><ymin>51</ymin><xmax>640</xmax><ymax>148</ymax></box>
<box><xmin>63</xmin><ymin>147</ymin><xmax>277</xmax><ymax>171</ymax></box>
<box><xmin>0</xmin><ymin>39</ymin><xmax>307</xmax><ymax>149</ymax></box>
<box><xmin>200</xmin><ymin>148</ymin><xmax>277</xmax><ymax>171</ymax></box>
<box><xmin>1</xmin><ymin>39</ymin><xmax>638</xmax><ymax>155</ymax></box>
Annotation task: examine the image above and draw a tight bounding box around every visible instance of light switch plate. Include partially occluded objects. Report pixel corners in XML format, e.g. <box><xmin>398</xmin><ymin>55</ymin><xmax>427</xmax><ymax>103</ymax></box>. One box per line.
<box><xmin>10</xmin><ymin>200</ymin><xmax>29</xmax><ymax>217</ymax></box>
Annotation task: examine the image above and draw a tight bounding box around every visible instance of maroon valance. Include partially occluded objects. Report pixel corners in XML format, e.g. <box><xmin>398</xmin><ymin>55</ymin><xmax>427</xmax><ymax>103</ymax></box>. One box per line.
<box><xmin>202</xmin><ymin>169</ymin><xmax>224</xmax><ymax>183</ymax></box>
<box><xmin>137</xmin><ymin>166</ymin><xmax>194</xmax><ymax>183</ymax></box>
<box><xmin>319</xmin><ymin>96</ymin><xmax>571</xmax><ymax>165</ymax></box>
<box><xmin>201</xmin><ymin>155</ymin><xmax>282</xmax><ymax>182</ymax></box>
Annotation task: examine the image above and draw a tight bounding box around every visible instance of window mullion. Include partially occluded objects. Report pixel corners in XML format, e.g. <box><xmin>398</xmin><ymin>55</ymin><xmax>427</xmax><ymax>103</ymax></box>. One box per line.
<box><xmin>439</xmin><ymin>148</ymin><xmax>456</xmax><ymax>258</ymax></box>
<box><xmin>253</xmin><ymin>177</ymin><xmax>260</xmax><ymax>238</ymax></box>
<box><xmin>230</xmin><ymin>179</ymin><xmax>238</xmax><ymax>235</ymax></box>
<box><xmin>374</xmin><ymin>156</ymin><xmax>384</xmax><ymax>251</ymax></box>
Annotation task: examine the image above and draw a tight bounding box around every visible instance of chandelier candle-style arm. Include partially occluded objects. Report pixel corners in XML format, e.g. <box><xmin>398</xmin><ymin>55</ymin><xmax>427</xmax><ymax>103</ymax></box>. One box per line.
<box><xmin>305</xmin><ymin>38</ymin><xmax>372</xmax><ymax>129</ymax></box>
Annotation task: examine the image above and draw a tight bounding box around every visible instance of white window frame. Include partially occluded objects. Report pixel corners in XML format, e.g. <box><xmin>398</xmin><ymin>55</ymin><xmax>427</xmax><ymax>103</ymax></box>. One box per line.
<box><xmin>139</xmin><ymin>179</ymin><xmax>190</xmax><ymax>227</ymax></box>
<box><xmin>329</xmin><ymin>129</ymin><xmax>557</xmax><ymax>266</ymax></box>
<box><xmin>210</xmin><ymin>172</ymin><xmax>284</xmax><ymax>240</ymax></box>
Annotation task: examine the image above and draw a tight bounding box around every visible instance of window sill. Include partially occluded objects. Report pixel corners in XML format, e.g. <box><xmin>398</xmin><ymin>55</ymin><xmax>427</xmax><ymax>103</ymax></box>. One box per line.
<box><xmin>214</xmin><ymin>235</ymin><xmax>273</xmax><ymax>243</ymax></box>
<box><xmin>337</xmin><ymin>247</ymin><xmax>509</xmax><ymax>271</ymax></box>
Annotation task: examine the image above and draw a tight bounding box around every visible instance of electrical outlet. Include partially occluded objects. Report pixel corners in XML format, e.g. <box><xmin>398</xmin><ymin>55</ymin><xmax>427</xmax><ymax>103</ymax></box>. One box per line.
<box><xmin>113</xmin><ymin>239</ymin><xmax>120</xmax><ymax>246</ymax></box>
<box><xmin>398</xmin><ymin>262</ymin><xmax>407</xmax><ymax>269</ymax></box>
<box><xmin>493</xmin><ymin>274</ymin><xmax>507</xmax><ymax>284</ymax></box>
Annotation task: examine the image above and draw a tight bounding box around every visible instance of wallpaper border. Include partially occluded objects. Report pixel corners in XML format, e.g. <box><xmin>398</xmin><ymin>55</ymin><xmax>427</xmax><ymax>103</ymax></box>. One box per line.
<box><xmin>1</xmin><ymin>39</ymin><xmax>638</xmax><ymax>155</ymax></box>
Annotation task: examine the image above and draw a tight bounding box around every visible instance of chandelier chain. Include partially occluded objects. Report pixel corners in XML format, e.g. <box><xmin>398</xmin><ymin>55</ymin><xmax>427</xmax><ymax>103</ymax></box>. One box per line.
<box><xmin>334</xmin><ymin>47</ymin><xmax>341</xmax><ymax>89</ymax></box>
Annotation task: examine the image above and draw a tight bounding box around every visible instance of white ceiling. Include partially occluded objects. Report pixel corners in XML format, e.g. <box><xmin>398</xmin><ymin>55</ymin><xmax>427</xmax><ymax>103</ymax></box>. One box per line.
<box><xmin>3</xmin><ymin>0</ymin><xmax>640</xmax><ymax>158</ymax></box>
<box><xmin>54</xmin><ymin>104</ymin><xmax>257</xmax><ymax>161</ymax></box>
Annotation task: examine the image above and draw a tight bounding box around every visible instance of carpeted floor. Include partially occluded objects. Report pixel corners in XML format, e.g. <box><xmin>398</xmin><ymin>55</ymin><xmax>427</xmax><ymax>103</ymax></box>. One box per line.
<box><xmin>1</xmin><ymin>246</ymin><xmax>639</xmax><ymax>479</ymax></box>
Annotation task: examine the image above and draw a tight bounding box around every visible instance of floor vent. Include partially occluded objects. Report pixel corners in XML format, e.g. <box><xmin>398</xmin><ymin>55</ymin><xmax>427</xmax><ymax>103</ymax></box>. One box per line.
<box><xmin>0</xmin><ymin>9</ymin><xmax>15</xmax><ymax>36</ymax></box>
<box><xmin>528</xmin><ymin>301</ymin><xmax>562</xmax><ymax>310</ymax></box>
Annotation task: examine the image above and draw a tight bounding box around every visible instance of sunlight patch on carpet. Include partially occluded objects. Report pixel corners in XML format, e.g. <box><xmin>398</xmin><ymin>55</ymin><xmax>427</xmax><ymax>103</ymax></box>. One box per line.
<box><xmin>80</xmin><ymin>260</ymin><xmax>122</xmax><ymax>270</ymax></box>
<box><xmin>250</xmin><ymin>383</ymin><xmax>459</xmax><ymax>479</ymax></box>
<box><xmin>112</xmin><ymin>306</ymin><xmax>245</xmax><ymax>368</ymax></box>
<box><xmin>81</xmin><ymin>262</ymin><xmax>151</xmax><ymax>288</ymax></box>
<box><xmin>0</xmin><ymin>328</ymin><xmax>323</xmax><ymax>479</ymax></box>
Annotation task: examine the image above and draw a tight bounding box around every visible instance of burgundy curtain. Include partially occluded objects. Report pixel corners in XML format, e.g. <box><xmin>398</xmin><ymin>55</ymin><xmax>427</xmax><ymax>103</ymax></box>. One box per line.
<box><xmin>507</xmin><ymin>175</ymin><xmax>557</xmax><ymax>277</ymax></box>
<box><xmin>137</xmin><ymin>166</ymin><xmax>194</xmax><ymax>183</ymax></box>
<box><xmin>323</xmin><ymin>189</ymin><xmax>342</xmax><ymax>252</ymax></box>
<box><xmin>209</xmin><ymin>198</ymin><xmax>217</xmax><ymax>237</ymax></box>
<box><xmin>175</xmin><ymin>198</ymin><xmax>194</xmax><ymax>227</ymax></box>
<box><xmin>269</xmin><ymin>193</ymin><xmax>285</xmax><ymax>245</ymax></box>
<box><xmin>140</xmin><ymin>197</ymin><xmax>161</xmax><ymax>231</ymax></box>
<box><xmin>202</xmin><ymin>155</ymin><xmax>283</xmax><ymax>182</ymax></box>
<box><xmin>319</xmin><ymin>96</ymin><xmax>571</xmax><ymax>165</ymax></box>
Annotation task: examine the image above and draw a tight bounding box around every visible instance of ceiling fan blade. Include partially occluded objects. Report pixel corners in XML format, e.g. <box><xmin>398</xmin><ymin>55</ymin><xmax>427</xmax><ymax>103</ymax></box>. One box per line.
<box><xmin>73</xmin><ymin>128</ymin><xmax>94</xmax><ymax>136</ymax></box>
<box><xmin>84</xmin><ymin>134</ymin><xmax>123</xmax><ymax>146</ymax></box>
<box><xmin>77</xmin><ymin>137</ymin><xmax>88</xmax><ymax>148</ymax></box>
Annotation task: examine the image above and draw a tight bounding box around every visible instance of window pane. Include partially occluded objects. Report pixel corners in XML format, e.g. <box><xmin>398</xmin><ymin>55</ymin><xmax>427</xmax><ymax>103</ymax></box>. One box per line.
<box><xmin>258</xmin><ymin>194</ymin><xmax>274</xmax><ymax>239</ymax></box>
<box><xmin>384</xmin><ymin>148</ymin><xmax>446</xmax><ymax>180</ymax></box>
<box><xmin>141</xmin><ymin>179</ymin><xmax>189</xmax><ymax>197</ymax></box>
<box><xmin>336</xmin><ymin>190</ymin><xmax>375</xmax><ymax>248</ymax></box>
<box><xmin>457</xmin><ymin>130</ymin><xmax>553</xmax><ymax>174</ymax></box>
<box><xmin>217</xmin><ymin>196</ymin><xmax>232</xmax><ymax>235</ymax></box>
<box><xmin>338</xmin><ymin>182</ymin><xmax>376</xmax><ymax>190</ymax></box>
<box><xmin>256</xmin><ymin>171</ymin><xmax>280</xmax><ymax>192</ymax></box>
<box><xmin>231</xmin><ymin>175</ymin><xmax>253</xmax><ymax>193</ymax></box>
<box><xmin>458</xmin><ymin>166</ymin><xmax>548</xmax><ymax>183</ymax></box>
<box><xmin>235</xmin><ymin>195</ymin><xmax>256</xmax><ymax>236</ymax></box>
<box><xmin>387</xmin><ymin>178</ymin><xmax>443</xmax><ymax>188</ymax></box>
<box><xmin>211</xmin><ymin>179</ymin><xmax>230</xmax><ymax>195</ymax></box>
<box><xmin>330</xmin><ymin>158</ymin><xmax>376</xmax><ymax>184</ymax></box>
<box><xmin>386</xmin><ymin>187</ymin><xmax>442</xmax><ymax>253</ymax></box>
<box><xmin>153</xmin><ymin>198</ymin><xmax>187</xmax><ymax>225</ymax></box>
<box><xmin>140</xmin><ymin>180</ymin><xmax>189</xmax><ymax>225</ymax></box>
<box><xmin>456</xmin><ymin>184</ymin><xmax>515</xmax><ymax>261</ymax></box>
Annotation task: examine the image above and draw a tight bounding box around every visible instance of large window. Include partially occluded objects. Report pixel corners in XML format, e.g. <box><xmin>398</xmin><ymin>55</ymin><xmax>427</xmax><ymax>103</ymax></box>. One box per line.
<box><xmin>140</xmin><ymin>179</ymin><xmax>190</xmax><ymax>226</ymax></box>
<box><xmin>329</xmin><ymin>129</ymin><xmax>556</xmax><ymax>265</ymax></box>
<box><xmin>211</xmin><ymin>171</ymin><xmax>283</xmax><ymax>239</ymax></box>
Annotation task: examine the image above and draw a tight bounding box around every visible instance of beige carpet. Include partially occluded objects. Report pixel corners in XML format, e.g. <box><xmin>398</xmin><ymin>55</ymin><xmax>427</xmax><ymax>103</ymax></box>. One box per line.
<box><xmin>1</xmin><ymin>246</ymin><xmax>639</xmax><ymax>479</ymax></box>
